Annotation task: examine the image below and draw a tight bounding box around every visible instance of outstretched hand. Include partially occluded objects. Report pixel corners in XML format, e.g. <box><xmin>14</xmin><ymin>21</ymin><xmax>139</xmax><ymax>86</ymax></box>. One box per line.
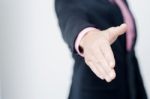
<box><xmin>80</xmin><ymin>24</ymin><xmax>127</xmax><ymax>82</ymax></box>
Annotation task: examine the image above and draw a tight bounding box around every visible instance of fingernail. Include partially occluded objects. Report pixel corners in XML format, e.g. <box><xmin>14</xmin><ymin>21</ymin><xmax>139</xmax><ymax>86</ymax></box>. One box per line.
<box><xmin>121</xmin><ymin>23</ymin><xmax>126</xmax><ymax>27</ymax></box>
<box><xmin>101</xmin><ymin>77</ymin><xmax>104</xmax><ymax>80</ymax></box>
<box><xmin>106</xmin><ymin>78</ymin><xmax>111</xmax><ymax>83</ymax></box>
<box><xmin>109</xmin><ymin>71</ymin><xmax>116</xmax><ymax>79</ymax></box>
<box><xmin>109</xmin><ymin>62</ymin><xmax>115</xmax><ymax>68</ymax></box>
<box><xmin>100</xmin><ymin>75</ymin><xmax>104</xmax><ymax>80</ymax></box>
<box><xmin>121</xmin><ymin>24</ymin><xmax>127</xmax><ymax>29</ymax></box>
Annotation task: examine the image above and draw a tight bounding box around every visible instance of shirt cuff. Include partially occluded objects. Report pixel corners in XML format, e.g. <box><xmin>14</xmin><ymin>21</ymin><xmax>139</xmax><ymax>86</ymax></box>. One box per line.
<box><xmin>75</xmin><ymin>27</ymin><xmax>97</xmax><ymax>57</ymax></box>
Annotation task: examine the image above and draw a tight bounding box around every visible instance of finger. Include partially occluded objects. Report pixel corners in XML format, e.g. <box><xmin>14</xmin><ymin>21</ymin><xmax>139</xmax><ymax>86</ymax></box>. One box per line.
<box><xmin>92</xmin><ymin>61</ymin><xmax>109</xmax><ymax>81</ymax></box>
<box><xmin>85</xmin><ymin>49</ymin><xmax>109</xmax><ymax>80</ymax></box>
<box><xmin>108</xmin><ymin>23</ymin><xmax>127</xmax><ymax>36</ymax></box>
<box><xmin>117</xmin><ymin>23</ymin><xmax>128</xmax><ymax>35</ymax></box>
<box><xmin>110</xmin><ymin>23</ymin><xmax>127</xmax><ymax>36</ymax></box>
<box><xmin>87</xmin><ymin>61</ymin><xmax>105</xmax><ymax>80</ymax></box>
<box><xmin>93</xmin><ymin>49</ymin><xmax>114</xmax><ymax>82</ymax></box>
<box><xmin>104</xmin><ymin>68</ymin><xmax>116</xmax><ymax>82</ymax></box>
<box><xmin>110</xmin><ymin>69</ymin><xmax>116</xmax><ymax>80</ymax></box>
<box><xmin>85</xmin><ymin>53</ymin><xmax>105</xmax><ymax>80</ymax></box>
<box><xmin>99</xmin><ymin>40</ymin><xmax>115</xmax><ymax>68</ymax></box>
<box><xmin>98</xmin><ymin>59</ymin><xmax>115</xmax><ymax>82</ymax></box>
<box><xmin>84</xmin><ymin>51</ymin><xmax>106</xmax><ymax>80</ymax></box>
<box><xmin>106</xmin><ymin>23</ymin><xmax>127</xmax><ymax>43</ymax></box>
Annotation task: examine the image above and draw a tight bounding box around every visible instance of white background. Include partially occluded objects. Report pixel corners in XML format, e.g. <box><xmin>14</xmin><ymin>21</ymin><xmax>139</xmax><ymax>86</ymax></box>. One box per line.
<box><xmin>0</xmin><ymin>0</ymin><xmax>150</xmax><ymax>99</ymax></box>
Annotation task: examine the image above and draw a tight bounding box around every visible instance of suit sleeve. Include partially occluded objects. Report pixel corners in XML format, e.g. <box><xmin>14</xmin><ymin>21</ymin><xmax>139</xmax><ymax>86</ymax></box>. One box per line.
<box><xmin>55</xmin><ymin>0</ymin><xmax>95</xmax><ymax>54</ymax></box>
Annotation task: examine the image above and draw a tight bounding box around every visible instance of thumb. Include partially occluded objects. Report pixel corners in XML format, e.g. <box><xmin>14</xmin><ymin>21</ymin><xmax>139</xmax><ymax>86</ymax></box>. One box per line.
<box><xmin>115</xmin><ymin>23</ymin><xmax>127</xmax><ymax>36</ymax></box>
<box><xmin>106</xmin><ymin>23</ymin><xmax>127</xmax><ymax>44</ymax></box>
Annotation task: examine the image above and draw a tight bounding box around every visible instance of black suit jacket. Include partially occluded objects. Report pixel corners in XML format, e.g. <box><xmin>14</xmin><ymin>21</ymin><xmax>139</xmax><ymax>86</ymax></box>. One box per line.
<box><xmin>55</xmin><ymin>0</ymin><xmax>147</xmax><ymax>99</ymax></box>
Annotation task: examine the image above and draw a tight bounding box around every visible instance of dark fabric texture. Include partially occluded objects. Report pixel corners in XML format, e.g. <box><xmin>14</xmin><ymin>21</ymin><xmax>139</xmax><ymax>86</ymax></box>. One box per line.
<box><xmin>55</xmin><ymin>0</ymin><xmax>147</xmax><ymax>99</ymax></box>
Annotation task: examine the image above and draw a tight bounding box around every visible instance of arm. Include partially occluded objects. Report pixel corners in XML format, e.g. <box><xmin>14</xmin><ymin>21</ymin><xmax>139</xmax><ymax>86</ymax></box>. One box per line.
<box><xmin>55</xmin><ymin>0</ymin><xmax>127</xmax><ymax>82</ymax></box>
<box><xmin>55</xmin><ymin>0</ymin><xmax>94</xmax><ymax>53</ymax></box>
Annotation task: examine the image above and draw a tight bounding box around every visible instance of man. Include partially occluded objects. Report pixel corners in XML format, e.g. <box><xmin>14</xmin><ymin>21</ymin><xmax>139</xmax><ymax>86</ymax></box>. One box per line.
<box><xmin>55</xmin><ymin>0</ymin><xmax>147</xmax><ymax>99</ymax></box>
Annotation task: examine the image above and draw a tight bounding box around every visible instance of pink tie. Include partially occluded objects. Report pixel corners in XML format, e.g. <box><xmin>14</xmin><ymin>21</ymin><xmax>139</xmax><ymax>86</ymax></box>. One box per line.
<box><xmin>114</xmin><ymin>0</ymin><xmax>135</xmax><ymax>51</ymax></box>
